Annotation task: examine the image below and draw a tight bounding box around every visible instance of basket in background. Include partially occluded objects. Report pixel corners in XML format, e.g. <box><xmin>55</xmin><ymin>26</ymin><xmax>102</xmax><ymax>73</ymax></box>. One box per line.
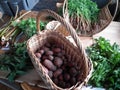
<box><xmin>47</xmin><ymin>0</ymin><xmax>118</xmax><ymax>37</ymax></box>
<box><xmin>27</xmin><ymin>9</ymin><xmax>93</xmax><ymax>90</ymax></box>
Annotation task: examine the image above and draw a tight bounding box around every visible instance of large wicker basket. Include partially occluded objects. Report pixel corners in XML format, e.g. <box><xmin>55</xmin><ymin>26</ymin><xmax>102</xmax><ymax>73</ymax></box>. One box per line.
<box><xmin>27</xmin><ymin>9</ymin><xmax>93</xmax><ymax>90</ymax></box>
<box><xmin>46</xmin><ymin>0</ymin><xmax>119</xmax><ymax>37</ymax></box>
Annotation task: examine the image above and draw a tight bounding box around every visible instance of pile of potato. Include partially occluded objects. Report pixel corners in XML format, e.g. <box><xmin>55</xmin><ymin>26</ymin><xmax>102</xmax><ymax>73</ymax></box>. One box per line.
<box><xmin>35</xmin><ymin>43</ymin><xmax>81</xmax><ymax>88</ymax></box>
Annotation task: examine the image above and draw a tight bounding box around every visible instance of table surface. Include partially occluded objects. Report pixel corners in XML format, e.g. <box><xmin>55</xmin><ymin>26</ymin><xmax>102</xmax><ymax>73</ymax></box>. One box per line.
<box><xmin>16</xmin><ymin>21</ymin><xmax>120</xmax><ymax>90</ymax></box>
<box><xmin>0</xmin><ymin>21</ymin><xmax>119</xmax><ymax>90</ymax></box>
<box><xmin>80</xmin><ymin>21</ymin><xmax>120</xmax><ymax>48</ymax></box>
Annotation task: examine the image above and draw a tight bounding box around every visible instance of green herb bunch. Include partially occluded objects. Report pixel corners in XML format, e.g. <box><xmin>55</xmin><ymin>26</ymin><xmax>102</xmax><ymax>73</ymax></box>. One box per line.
<box><xmin>87</xmin><ymin>37</ymin><xmax>120</xmax><ymax>90</ymax></box>
<box><xmin>16</xmin><ymin>18</ymin><xmax>47</xmax><ymax>38</ymax></box>
<box><xmin>68</xmin><ymin>0</ymin><xmax>99</xmax><ymax>23</ymax></box>
<box><xmin>0</xmin><ymin>42</ymin><xmax>33</xmax><ymax>81</ymax></box>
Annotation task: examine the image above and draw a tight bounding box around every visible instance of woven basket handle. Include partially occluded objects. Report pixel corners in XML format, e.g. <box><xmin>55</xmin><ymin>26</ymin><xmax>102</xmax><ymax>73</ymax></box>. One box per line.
<box><xmin>36</xmin><ymin>9</ymin><xmax>88</xmax><ymax>66</ymax></box>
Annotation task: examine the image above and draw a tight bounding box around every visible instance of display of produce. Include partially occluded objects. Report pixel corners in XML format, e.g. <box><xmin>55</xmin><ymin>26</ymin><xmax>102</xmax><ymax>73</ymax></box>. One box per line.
<box><xmin>87</xmin><ymin>37</ymin><xmax>120</xmax><ymax>90</ymax></box>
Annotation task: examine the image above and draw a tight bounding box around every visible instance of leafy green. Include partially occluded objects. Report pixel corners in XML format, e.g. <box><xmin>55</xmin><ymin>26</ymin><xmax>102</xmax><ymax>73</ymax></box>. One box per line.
<box><xmin>0</xmin><ymin>18</ymin><xmax>48</xmax><ymax>81</ymax></box>
<box><xmin>0</xmin><ymin>42</ymin><xmax>33</xmax><ymax>81</ymax></box>
<box><xmin>16</xmin><ymin>18</ymin><xmax>47</xmax><ymax>38</ymax></box>
<box><xmin>68</xmin><ymin>0</ymin><xmax>99</xmax><ymax>22</ymax></box>
<box><xmin>87</xmin><ymin>37</ymin><xmax>120</xmax><ymax>90</ymax></box>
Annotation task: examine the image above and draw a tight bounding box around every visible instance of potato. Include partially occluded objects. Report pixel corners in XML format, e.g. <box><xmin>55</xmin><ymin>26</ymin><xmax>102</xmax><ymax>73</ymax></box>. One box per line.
<box><xmin>43</xmin><ymin>47</ymin><xmax>50</xmax><ymax>52</ymax></box>
<box><xmin>69</xmin><ymin>67</ymin><xmax>77</xmax><ymax>77</ymax></box>
<box><xmin>70</xmin><ymin>77</ymin><xmax>76</xmax><ymax>85</ymax></box>
<box><xmin>46</xmin><ymin>50</ymin><xmax>53</xmax><ymax>56</ymax></box>
<box><xmin>38</xmin><ymin>49</ymin><xmax>45</xmax><ymax>55</ymax></box>
<box><xmin>35</xmin><ymin>52</ymin><xmax>41</xmax><ymax>58</ymax></box>
<box><xmin>48</xmin><ymin>55</ymin><xmax>54</xmax><ymax>61</ymax></box>
<box><xmin>58</xmin><ymin>74</ymin><xmax>63</xmax><ymax>81</ymax></box>
<box><xmin>42</xmin><ymin>55</ymin><xmax>48</xmax><ymax>60</ymax></box>
<box><xmin>53</xmin><ymin>69</ymin><xmax>63</xmax><ymax>78</ymax></box>
<box><xmin>63</xmin><ymin>73</ymin><xmax>70</xmax><ymax>81</ymax></box>
<box><xmin>45</xmin><ymin>43</ymin><xmax>51</xmax><ymax>48</ymax></box>
<box><xmin>52</xmin><ymin>48</ymin><xmax>61</xmax><ymax>53</ymax></box>
<box><xmin>65</xmin><ymin>83</ymin><xmax>71</xmax><ymax>88</ymax></box>
<box><xmin>76</xmin><ymin>73</ymin><xmax>82</xmax><ymax>82</ymax></box>
<box><xmin>48</xmin><ymin>71</ymin><xmax>53</xmax><ymax>78</ymax></box>
<box><xmin>54</xmin><ymin>57</ymin><xmax>63</xmax><ymax>67</ymax></box>
<box><xmin>56</xmin><ymin>53</ymin><xmax>63</xmax><ymax>57</ymax></box>
<box><xmin>43</xmin><ymin>59</ymin><xmax>56</xmax><ymax>71</ymax></box>
<box><xmin>53</xmin><ymin>78</ymin><xmax>59</xmax><ymax>85</ymax></box>
<box><xmin>58</xmin><ymin>81</ymin><xmax>65</xmax><ymax>88</ymax></box>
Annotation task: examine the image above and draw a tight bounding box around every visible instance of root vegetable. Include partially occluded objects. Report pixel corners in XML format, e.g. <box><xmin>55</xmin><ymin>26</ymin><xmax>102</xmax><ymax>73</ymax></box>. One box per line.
<box><xmin>64</xmin><ymin>73</ymin><xmax>70</xmax><ymax>81</ymax></box>
<box><xmin>43</xmin><ymin>47</ymin><xmax>50</xmax><ymax>52</ymax></box>
<box><xmin>42</xmin><ymin>55</ymin><xmax>48</xmax><ymax>60</ymax></box>
<box><xmin>54</xmin><ymin>57</ymin><xmax>63</xmax><ymax>67</ymax></box>
<box><xmin>70</xmin><ymin>77</ymin><xmax>76</xmax><ymax>85</ymax></box>
<box><xmin>69</xmin><ymin>67</ymin><xmax>77</xmax><ymax>77</ymax></box>
<box><xmin>43</xmin><ymin>59</ymin><xmax>56</xmax><ymax>71</ymax></box>
<box><xmin>53</xmin><ymin>78</ymin><xmax>58</xmax><ymax>85</ymax></box>
<box><xmin>38</xmin><ymin>49</ymin><xmax>44</xmax><ymax>55</ymax></box>
<box><xmin>48</xmin><ymin>71</ymin><xmax>53</xmax><ymax>78</ymax></box>
<box><xmin>58</xmin><ymin>74</ymin><xmax>63</xmax><ymax>81</ymax></box>
<box><xmin>45</xmin><ymin>43</ymin><xmax>51</xmax><ymax>47</ymax></box>
<box><xmin>48</xmin><ymin>55</ymin><xmax>54</xmax><ymax>61</ymax></box>
<box><xmin>52</xmin><ymin>48</ymin><xmax>61</xmax><ymax>53</ymax></box>
<box><xmin>53</xmin><ymin>69</ymin><xmax>63</xmax><ymax>78</ymax></box>
<box><xmin>35</xmin><ymin>52</ymin><xmax>41</xmax><ymax>58</ymax></box>
<box><xmin>58</xmin><ymin>81</ymin><xmax>65</xmax><ymax>88</ymax></box>
<box><xmin>46</xmin><ymin>51</ymin><xmax>53</xmax><ymax>55</ymax></box>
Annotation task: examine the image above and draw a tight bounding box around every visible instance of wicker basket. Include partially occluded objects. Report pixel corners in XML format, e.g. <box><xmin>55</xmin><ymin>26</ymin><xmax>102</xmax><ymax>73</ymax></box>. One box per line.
<box><xmin>46</xmin><ymin>0</ymin><xmax>118</xmax><ymax>37</ymax></box>
<box><xmin>27</xmin><ymin>9</ymin><xmax>93</xmax><ymax>90</ymax></box>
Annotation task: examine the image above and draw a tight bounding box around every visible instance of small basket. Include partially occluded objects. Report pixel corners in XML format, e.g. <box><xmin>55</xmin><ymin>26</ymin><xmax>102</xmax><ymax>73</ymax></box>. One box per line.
<box><xmin>27</xmin><ymin>9</ymin><xmax>93</xmax><ymax>90</ymax></box>
<box><xmin>47</xmin><ymin>0</ymin><xmax>118</xmax><ymax>37</ymax></box>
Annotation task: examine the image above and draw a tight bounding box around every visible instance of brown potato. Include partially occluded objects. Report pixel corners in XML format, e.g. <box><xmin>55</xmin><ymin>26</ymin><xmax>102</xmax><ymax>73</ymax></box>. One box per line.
<box><xmin>38</xmin><ymin>49</ymin><xmax>45</xmax><ymax>55</ymax></box>
<box><xmin>58</xmin><ymin>74</ymin><xmax>63</xmax><ymax>81</ymax></box>
<box><xmin>53</xmin><ymin>78</ymin><xmax>59</xmax><ymax>85</ymax></box>
<box><xmin>56</xmin><ymin>53</ymin><xmax>63</xmax><ymax>57</ymax></box>
<box><xmin>69</xmin><ymin>67</ymin><xmax>77</xmax><ymax>77</ymax></box>
<box><xmin>64</xmin><ymin>73</ymin><xmax>70</xmax><ymax>81</ymax></box>
<box><xmin>35</xmin><ymin>52</ymin><xmax>41</xmax><ymax>58</ymax></box>
<box><xmin>48</xmin><ymin>55</ymin><xmax>54</xmax><ymax>61</ymax></box>
<box><xmin>53</xmin><ymin>69</ymin><xmax>63</xmax><ymax>78</ymax></box>
<box><xmin>43</xmin><ymin>59</ymin><xmax>56</xmax><ymax>71</ymax></box>
<box><xmin>42</xmin><ymin>55</ymin><xmax>48</xmax><ymax>60</ymax></box>
<box><xmin>45</xmin><ymin>43</ymin><xmax>51</xmax><ymax>48</ymax></box>
<box><xmin>48</xmin><ymin>71</ymin><xmax>53</xmax><ymax>78</ymax></box>
<box><xmin>65</xmin><ymin>83</ymin><xmax>71</xmax><ymax>88</ymax></box>
<box><xmin>52</xmin><ymin>48</ymin><xmax>61</xmax><ymax>53</ymax></box>
<box><xmin>43</xmin><ymin>47</ymin><xmax>50</xmax><ymax>52</ymax></box>
<box><xmin>46</xmin><ymin>50</ymin><xmax>53</xmax><ymax>56</ymax></box>
<box><xmin>58</xmin><ymin>81</ymin><xmax>65</xmax><ymax>88</ymax></box>
<box><xmin>54</xmin><ymin>57</ymin><xmax>63</xmax><ymax>67</ymax></box>
<box><xmin>70</xmin><ymin>77</ymin><xmax>76</xmax><ymax>85</ymax></box>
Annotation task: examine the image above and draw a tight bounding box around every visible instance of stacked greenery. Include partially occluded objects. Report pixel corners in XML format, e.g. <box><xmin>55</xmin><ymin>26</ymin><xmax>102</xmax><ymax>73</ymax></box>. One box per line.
<box><xmin>0</xmin><ymin>18</ymin><xmax>47</xmax><ymax>81</ymax></box>
<box><xmin>68</xmin><ymin>0</ymin><xmax>99</xmax><ymax>23</ymax></box>
<box><xmin>14</xmin><ymin>18</ymin><xmax>47</xmax><ymax>38</ymax></box>
<box><xmin>0</xmin><ymin>42</ymin><xmax>33</xmax><ymax>81</ymax></box>
<box><xmin>87</xmin><ymin>37</ymin><xmax>120</xmax><ymax>90</ymax></box>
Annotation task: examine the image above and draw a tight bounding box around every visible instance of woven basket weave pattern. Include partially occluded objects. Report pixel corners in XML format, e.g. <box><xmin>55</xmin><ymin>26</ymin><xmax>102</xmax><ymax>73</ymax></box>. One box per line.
<box><xmin>27</xmin><ymin>9</ymin><xmax>93</xmax><ymax>90</ymax></box>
